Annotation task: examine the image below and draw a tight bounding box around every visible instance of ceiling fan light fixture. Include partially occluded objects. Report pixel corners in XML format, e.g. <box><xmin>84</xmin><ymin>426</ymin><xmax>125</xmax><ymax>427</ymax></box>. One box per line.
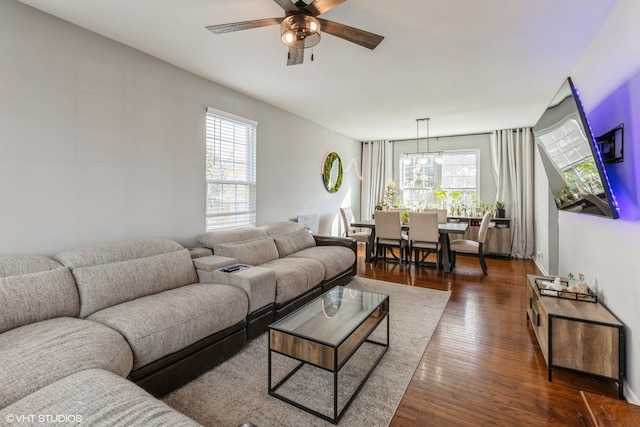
<box><xmin>281</xmin><ymin>14</ymin><xmax>321</xmax><ymax>49</ymax></box>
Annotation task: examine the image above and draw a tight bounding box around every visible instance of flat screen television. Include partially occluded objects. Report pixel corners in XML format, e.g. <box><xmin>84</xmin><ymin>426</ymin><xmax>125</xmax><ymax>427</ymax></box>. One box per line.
<box><xmin>533</xmin><ymin>77</ymin><xmax>619</xmax><ymax>219</ymax></box>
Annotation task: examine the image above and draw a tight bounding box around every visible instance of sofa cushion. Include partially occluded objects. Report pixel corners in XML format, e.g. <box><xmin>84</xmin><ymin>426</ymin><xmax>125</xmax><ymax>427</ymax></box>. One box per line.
<box><xmin>0</xmin><ymin>369</ymin><xmax>200</xmax><ymax>426</ymax></box>
<box><xmin>215</xmin><ymin>238</ymin><xmax>280</xmax><ymax>266</ymax></box>
<box><xmin>70</xmin><ymin>249</ymin><xmax>198</xmax><ymax>318</ymax></box>
<box><xmin>288</xmin><ymin>246</ymin><xmax>356</xmax><ymax>280</ymax></box>
<box><xmin>198</xmin><ymin>226</ymin><xmax>267</xmax><ymax>247</ymax></box>
<box><xmin>0</xmin><ymin>256</ymin><xmax>79</xmax><ymax>334</ymax></box>
<box><xmin>260</xmin><ymin>221</ymin><xmax>316</xmax><ymax>258</ymax></box>
<box><xmin>198</xmin><ymin>227</ymin><xmax>279</xmax><ymax>266</ymax></box>
<box><xmin>87</xmin><ymin>284</ymin><xmax>248</xmax><ymax>370</ymax></box>
<box><xmin>0</xmin><ymin>255</ymin><xmax>62</xmax><ymax>277</ymax></box>
<box><xmin>260</xmin><ymin>257</ymin><xmax>325</xmax><ymax>305</ymax></box>
<box><xmin>55</xmin><ymin>238</ymin><xmax>186</xmax><ymax>268</ymax></box>
<box><xmin>0</xmin><ymin>317</ymin><xmax>133</xmax><ymax>408</ymax></box>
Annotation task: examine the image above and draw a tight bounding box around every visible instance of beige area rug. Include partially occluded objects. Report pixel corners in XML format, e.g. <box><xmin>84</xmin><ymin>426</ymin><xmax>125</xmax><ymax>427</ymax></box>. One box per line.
<box><xmin>164</xmin><ymin>277</ymin><xmax>451</xmax><ymax>426</ymax></box>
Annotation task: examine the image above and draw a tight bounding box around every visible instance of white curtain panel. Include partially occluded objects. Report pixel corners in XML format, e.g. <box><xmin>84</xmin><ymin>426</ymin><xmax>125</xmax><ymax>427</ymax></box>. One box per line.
<box><xmin>491</xmin><ymin>128</ymin><xmax>535</xmax><ymax>258</ymax></box>
<box><xmin>361</xmin><ymin>140</ymin><xmax>393</xmax><ymax>220</ymax></box>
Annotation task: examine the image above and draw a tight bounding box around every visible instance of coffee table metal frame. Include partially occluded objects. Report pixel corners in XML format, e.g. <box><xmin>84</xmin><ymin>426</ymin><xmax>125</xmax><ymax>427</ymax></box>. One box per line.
<box><xmin>268</xmin><ymin>286</ymin><xmax>389</xmax><ymax>424</ymax></box>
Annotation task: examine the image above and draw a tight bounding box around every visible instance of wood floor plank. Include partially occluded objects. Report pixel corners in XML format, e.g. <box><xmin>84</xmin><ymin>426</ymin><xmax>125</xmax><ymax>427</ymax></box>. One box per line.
<box><xmin>355</xmin><ymin>248</ymin><xmax>621</xmax><ymax>426</ymax></box>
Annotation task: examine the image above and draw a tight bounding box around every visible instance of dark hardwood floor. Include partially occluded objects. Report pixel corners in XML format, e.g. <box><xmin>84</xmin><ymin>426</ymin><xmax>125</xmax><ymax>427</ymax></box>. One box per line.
<box><xmin>354</xmin><ymin>246</ymin><xmax>619</xmax><ymax>426</ymax></box>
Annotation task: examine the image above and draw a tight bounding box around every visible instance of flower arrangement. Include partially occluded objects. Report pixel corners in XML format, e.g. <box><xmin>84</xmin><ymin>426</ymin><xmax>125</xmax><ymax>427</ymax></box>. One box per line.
<box><xmin>383</xmin><ymin>182</ymin><xmax>396</xmax><ymax>207</ymax></box>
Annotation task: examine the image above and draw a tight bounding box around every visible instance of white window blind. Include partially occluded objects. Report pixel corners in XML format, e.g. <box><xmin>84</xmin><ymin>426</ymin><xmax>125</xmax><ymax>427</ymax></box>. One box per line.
<box><xmin>205</xmin><ymin>108</ymin><xmax>257</xmax><ymax>230</ymax></box>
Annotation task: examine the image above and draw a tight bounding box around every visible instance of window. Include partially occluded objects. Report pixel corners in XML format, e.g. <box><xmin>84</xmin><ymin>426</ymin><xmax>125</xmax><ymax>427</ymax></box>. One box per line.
<box><xmin>401</xmin><ymin>151</ymin><xmax>478</xmax><ymax>209</ymax></box>
<box><xmin>205</xmin><ymin>108</ymin><xmax>257</xmax><ymax>230</ymax></box>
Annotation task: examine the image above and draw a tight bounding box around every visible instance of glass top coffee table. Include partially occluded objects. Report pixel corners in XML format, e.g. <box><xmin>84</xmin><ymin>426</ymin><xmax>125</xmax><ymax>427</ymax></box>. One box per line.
<box><xmin>268</xmin><ymin>285</ymin><xmax>389</xmax><ymax>424</ymax></box>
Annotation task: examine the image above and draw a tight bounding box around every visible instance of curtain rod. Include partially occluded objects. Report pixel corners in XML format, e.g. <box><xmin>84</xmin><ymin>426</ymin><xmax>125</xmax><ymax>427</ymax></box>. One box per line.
<box><xmin>389</xmin><ymin>130</ymin><xmax>492</xmax><ymax>143</ymax></box>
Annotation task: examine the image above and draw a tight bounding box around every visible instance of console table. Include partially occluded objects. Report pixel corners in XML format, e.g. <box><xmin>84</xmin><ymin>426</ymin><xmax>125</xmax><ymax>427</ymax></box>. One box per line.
<box><xmin>526</xmin><ymin>275</ymin><xmax>625</xmax><ymax>398</ymax></box>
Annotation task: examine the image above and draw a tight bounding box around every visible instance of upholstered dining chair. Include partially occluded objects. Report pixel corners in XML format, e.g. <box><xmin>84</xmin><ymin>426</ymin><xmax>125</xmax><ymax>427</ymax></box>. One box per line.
<box><xmin>408</xmin><ymin>212</ymin><xmax>442</xmax><ymax>272</ymax></box>
<box><xmin>373</xmin><ymin>210</ymin><xmax>409</xmax><ymax>268</ymax></box>
<box><xmin>450</xmin><ymin>211</ymin><xmax>494</xmax><ymax>275</ymax></box>
<box><xmin>422</xmin><ymin>208</ymin><xmax>448</xmax><ymax>223</ymax></box>
<box><xmin>339</xmin><ymin>207</ymin><xmax>370</xmax><ymax>244</ymax></box>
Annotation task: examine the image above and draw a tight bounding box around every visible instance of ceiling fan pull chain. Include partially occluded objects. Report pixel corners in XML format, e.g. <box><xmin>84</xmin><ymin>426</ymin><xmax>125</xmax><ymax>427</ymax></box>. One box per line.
<box><xmin>311</xmin><ymin>48</ymin><xmax>314</xmax><ymax>62</ymax></box>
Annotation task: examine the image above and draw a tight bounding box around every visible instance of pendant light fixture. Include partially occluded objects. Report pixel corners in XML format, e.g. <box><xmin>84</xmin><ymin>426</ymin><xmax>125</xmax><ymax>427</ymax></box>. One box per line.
<box><xmin>404</xmin><ymin>117</ymin><xmax>442</xmax><ymax>165</ymax></box>
<box><xmin>403</xmin><ymin>119</ymin><xmax>419</xmax><ymax>165</ymax></box>
<box><xmin>419</xmin><ymin>118</ymin><xmax>428</xmax><ymax>165</ymax></box>
<box><xmin>426</xmin><ymin>118</ymin><xmax>444</xmax><ymax>164</ymax></box>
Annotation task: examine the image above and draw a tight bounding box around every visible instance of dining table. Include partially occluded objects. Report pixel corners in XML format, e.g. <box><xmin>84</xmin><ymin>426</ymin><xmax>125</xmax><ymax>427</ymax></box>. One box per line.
<box><xmin>350</xmin><ymin>219</ymin><xmax>468</xmax><ymax>272</ymax></box>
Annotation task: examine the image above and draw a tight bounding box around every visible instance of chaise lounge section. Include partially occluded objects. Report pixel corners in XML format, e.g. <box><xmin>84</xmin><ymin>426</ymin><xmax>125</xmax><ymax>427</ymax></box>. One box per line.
<box><xmin>0</xmin><ymin>255</ymin><xmax>133</xmax><ymax>409</ymax></box>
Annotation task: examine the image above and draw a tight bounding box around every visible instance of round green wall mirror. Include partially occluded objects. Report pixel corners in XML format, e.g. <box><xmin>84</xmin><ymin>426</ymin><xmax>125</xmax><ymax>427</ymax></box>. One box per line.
<box><xmin>322</xmin><ymin>152</ymin><xmax>343</xmax><ymax>193</ymax></box>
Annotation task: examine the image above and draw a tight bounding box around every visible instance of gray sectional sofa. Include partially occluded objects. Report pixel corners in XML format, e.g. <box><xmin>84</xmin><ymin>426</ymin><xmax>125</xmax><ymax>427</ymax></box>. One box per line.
<box><xmin>0</xmin><ymin>222</ymin><xmax>355</xmax><ymax>424</ymax></box>
<box><xmin>196</xmin><ymin>221</ymin><xmax>357</xmax><ymax>338</ymax></box>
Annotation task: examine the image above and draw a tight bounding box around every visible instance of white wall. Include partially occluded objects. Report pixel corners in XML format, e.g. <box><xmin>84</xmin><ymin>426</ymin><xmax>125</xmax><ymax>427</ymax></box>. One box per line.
<box><xmin>534</xmin><ymin>0</ymin><xmax>640</xmax><ymax>403</ymax></box>
<box><xmin>533</xmin><ymin>151</ymin><xmax>559</xmax><ymax>276</ymax></box>
<box><xmin>0</xmin><ymin>0</ymin><xmax>361</xmax><ymax>256</ymax></box>
<box><xmin>391</xmin><ymin>133</ymin><xmax>497</xmax><ymax>206</ymax></box>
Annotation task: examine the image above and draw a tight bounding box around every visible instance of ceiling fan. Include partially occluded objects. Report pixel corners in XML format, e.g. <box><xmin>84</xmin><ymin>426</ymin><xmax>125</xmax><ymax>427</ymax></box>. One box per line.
<box><xmin>206</xmin><ymin>0</ymin><xmax>384</xmax><ymax>66</ymax></box>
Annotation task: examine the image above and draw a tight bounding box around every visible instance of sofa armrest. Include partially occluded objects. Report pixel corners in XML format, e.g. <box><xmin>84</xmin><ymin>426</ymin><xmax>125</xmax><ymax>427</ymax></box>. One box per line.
<box><xmin>188</xmin><ymin>247</ymin><xmax>213</xmax><ymax>259</ymax></box>
<box><xmin>314</xmin><ymin>235</ymin><xmax>357</xmax><ymax>251</ymax></box>
<box><xmin>193</xmin><ymin>255</ymin><xmax>238</xmax><ymax>271</ymax></box>
<box><xmin>196</xmin><ymin>256</ymin><xmax>276</xmax><ymax>314</ymax></box>
<box><xmin>313</xmin><ymin>235</ymin><xmax>358</xmax><ymax>277</ymax></box>
<box><xmin>193</xmin><ymin>255</ymin><xmax>239</xmax><ymax>284</ymax></box>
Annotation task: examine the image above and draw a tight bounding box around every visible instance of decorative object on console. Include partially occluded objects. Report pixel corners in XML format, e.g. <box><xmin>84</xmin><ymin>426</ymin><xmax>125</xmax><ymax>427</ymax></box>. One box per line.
<box><xmin>322</xmin><ymin>151</ymin><xmax>343</xmax><ymax>193</ymax></box>
<box><xmin>534</xmin><ymin>276</ymin><xmax>597</xmax><ymax>303</ymax></box>
<box><xmin>495</xmin><ymin>201</ymin><xmax>505</xmax><ymax>218</ymax></box>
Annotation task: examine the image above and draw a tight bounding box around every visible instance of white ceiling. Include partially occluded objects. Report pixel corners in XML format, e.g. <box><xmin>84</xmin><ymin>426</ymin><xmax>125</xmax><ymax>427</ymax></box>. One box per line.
<box><xmin>18</xmin><ymin>0</ymin><xmax>618</xmax><ymax>141</ymax></box>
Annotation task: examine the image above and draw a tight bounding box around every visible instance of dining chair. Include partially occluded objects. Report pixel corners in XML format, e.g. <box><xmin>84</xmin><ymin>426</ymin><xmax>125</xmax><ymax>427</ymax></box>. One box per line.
<box><xmin>409</xmin><ymin>212</ymin><xmax>442</xmax><ymax>272</ymax></box>
<box><xmin>339</xmin><ymin>207</ymin><xmax>370</xmax><ymax>250</ymax></box>
<box><xmin>450</xmin><ymin>211</ymin><xmax>494</xmax><ymax>275</ymax></box>
<box><xmin>422</xmin><ymin>208</ymin><xmax>447</xmax><ymax>223</ymax></box>
<box><xmin>373</xmin><ymin>211</ymin><xmax>409</xmax><ymax>268</ymax></box>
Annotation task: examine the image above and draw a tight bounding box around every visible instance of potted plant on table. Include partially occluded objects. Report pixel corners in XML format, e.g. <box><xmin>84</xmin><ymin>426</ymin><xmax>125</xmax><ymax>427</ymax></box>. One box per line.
<box><xmin>495</xmin><ymin>201</ymin><xmax>505</xmax><ymax>218</ymax></box>
<box><xmin>401</xmin><ymin>210</ymin><xmax>410</xmax><ymax>225</ymax></box>
<box><xmin>434</xmin><ymin>189</ymin><xmax>447</xmax><ymax>209</ymax></box>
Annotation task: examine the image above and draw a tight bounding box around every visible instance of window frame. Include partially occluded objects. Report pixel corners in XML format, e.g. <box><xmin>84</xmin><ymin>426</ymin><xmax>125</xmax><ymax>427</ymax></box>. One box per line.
<box><xmin>400</xmin><ymin>149</ymin><xmax>479</xmax><ymax>209</ymax></box>
<box><xmin>205</xmin><ymin>107</ymin><xmax>257</xmax><ymax>231</ymax></box>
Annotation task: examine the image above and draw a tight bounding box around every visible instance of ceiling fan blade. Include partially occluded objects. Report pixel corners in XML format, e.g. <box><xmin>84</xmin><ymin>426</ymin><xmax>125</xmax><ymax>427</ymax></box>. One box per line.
<box><xmin>206</xmin><ymin>18</ymin><xmax>282</xmax><ymax>34</ymax></box>
<box><xmin>287</xmin><ymin>47</ymin><xmax>304</xmax><ymax>66</ymax></box>
<box><xmin>305</xmin><ymin>0</ymin><xmax>346</xmax><ymax>16</ymax></box>
<box><xmin>317</xmin><ymin>18</ymin><xmax>384</xmax><ymax>50</ymax></box>
<box><xmin>273</xmin><ymin>0</ymin><xmax>300</xmax><ymax>13</ymax></box>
